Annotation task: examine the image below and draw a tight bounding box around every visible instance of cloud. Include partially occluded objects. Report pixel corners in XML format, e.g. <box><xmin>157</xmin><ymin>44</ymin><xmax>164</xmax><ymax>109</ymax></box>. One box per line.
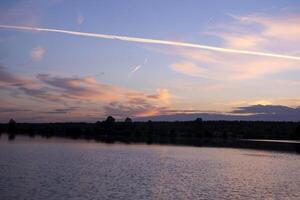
<box><xmin>168</xmin><ymin>13</ymin><xmax>300</xmax><ymax>80</ymax></box>
<box><xmin>36</xmin><ymin>73</ymin><xmax>171</xmax><ymax>107</ymax></box>
<box><xmin>77</xmin><ymin>13</ymin><xmax>84</xmax><ymax>25</ymax></box>
<box><xmin>0</xmin><ymin>67</ymin><xmax>65</xmax><ymax>102</ymax></box>
<box><xmin>231</xmin><ymin>104</ymin><xmax>300</xmax><ymax>115</ymax></box>
<box><xmin>0</xmin><ymin>67</ymin><xmax>173</xmax><ymax>119</ymax></box>
<box><xmin>0</xmin><ymin>107</ymin><xmax>31</xmax><ymax>113</ymax></box>
<box><xmin>215</xmin><ymin>33</ymin><xmax>266</xmax><ymax>50</ymax></box>
<box><xmin>103</xmin><ymin>101</ymin><xmax>164</xmax><ymax>118</ymax></box>
<box><xmin>1</xmin><ymin>68</ymin><xmax>299</xmax><ymax>121</ymax></box>
<box><xmin>172</xmin><ymin>52</ymin><xmax>298</xmax><ymax>80</ymax></box>
<box><xmin>147</xmin><ymin>88</ymin><xmax>171</xmax><ymax>104</ymax></box>
<box><xmin>36</xmin><ymin>74</ymin><xmax>127</xmax><ymax>102</ymax></box>
<box><xmin>136</xmin><ymin>104</ymin><xmax>300</xmax><ymax>121</ymax></box>
<box><xmin>30</xmin><ymin>46</ymin><xmax>45</xmax><ymax>61</ymax></box>
<box><xmin>43</xmin><ymin>107</ymin><xmax>79</xmax><ymax>114</ymax></box>
<box><xmin>104</xmin><ymin>88</ymin><xmax>171</xmax><ymax>118</ymax></box>
<box><xmin>0</xmin><ymin>66</ymin><xmax>31</xmax><ymax>87</ymax></box>
<box><xmin>18</xmin><ymin>86</ymin><xmax>64</xmax><ymax>102</ymax></box>
<box><xmin>170</xmin><ymin>61</ymin><xmax>208</xmax><ymax>77</ymax></box>
<box><xmin>232</xmin><ymin>14</ymin><xmax>300</xmax><ymax>42</ymax></box>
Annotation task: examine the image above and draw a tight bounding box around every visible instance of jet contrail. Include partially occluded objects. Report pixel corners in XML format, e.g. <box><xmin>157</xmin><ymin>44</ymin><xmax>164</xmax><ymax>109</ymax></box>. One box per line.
<box><xmin>128</xmin><ymin>65</ymin><xmax>142</xmax><ymax>77</ymax></box>
<box><xmin>1</xmin><ymin>24</ymin><xmax>300</xmax><ymax>61</ymax></box>
<box><xmin>128</xmin><ymin>57</ymin><xmax>148</xmax><ymax>77</ymax></box>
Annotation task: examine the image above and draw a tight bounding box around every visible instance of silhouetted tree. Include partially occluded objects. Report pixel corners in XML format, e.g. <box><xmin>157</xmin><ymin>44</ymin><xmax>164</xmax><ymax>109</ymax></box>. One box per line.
<box><xmin>102</xmin><ymin>116</ymin><xmax>116</xmax><ymax>135</ymax></box>
<box><xmin>1</xmin><ymin>118</ymin><xmax>299</xmax><ymax>150</ymax></box>
<box><xmin>124</xmin><ymin>117</ymin><xmax>132</xmax><ymax>123</ymax></box>
<box><xmin>195</xmin><ymin>118</ymin><xmax>203</xmax><ymax>123</ymax></box>
<box><xmin>293</xmin><ymin>123</ymin><xmax>300</xmax><ymax>140</ymax></box>
<box><xmin>105</xmin><ymin>116</ymin><xmax>115</xmax><ymax>123</ymax></box>
<box><xmin>8</xmin><ymin>118</ymin><xmax>17</xmax><ymax>133</ymax></box>
<box><xmin>7</xmin><ymin>118</ymin><xmax>17</xmax><ymax>140</ymax></box>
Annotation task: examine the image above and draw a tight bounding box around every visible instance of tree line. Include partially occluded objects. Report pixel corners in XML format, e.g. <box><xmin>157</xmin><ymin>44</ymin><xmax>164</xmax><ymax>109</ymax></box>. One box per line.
<box><xmin>1</xmin><ymin>116</ymin><xmax>300</xmax><ymax>142</ymax></box>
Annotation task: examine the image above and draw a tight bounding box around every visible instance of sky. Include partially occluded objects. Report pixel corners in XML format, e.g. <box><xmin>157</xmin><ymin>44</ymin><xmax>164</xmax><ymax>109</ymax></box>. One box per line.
<box><xmin>0</xmin><ymin>0</ymin><xmax>300</xmax><ymax>122</ymax></box>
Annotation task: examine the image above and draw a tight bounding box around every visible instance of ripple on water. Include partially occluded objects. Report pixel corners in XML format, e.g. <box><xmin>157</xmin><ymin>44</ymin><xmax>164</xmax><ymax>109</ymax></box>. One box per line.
<box><xmin>0</xmin><ymin>139</ymin><xmax>299</xmax><ymax>200</ymax></box>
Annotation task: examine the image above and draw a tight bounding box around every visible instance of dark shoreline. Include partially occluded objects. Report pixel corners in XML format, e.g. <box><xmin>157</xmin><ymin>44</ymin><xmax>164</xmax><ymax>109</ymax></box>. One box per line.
<box><xmin>1</xmin><ymin>120</ymin><xmax>300</xmax><ymax>153</ymax></box>
<box><xmin>0</xmin><ymin>133</ymin><xmax>300</xmax><ymax>154</ymax></box>
<box><xmin>1</xmin><ymin>133</ymin><xmax>300</xmax><ymax>154</ymax></box>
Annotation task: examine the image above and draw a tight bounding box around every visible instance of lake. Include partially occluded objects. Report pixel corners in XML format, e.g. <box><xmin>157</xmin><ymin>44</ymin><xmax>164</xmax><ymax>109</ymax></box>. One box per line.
<box><xmin>0</xmin><ymin>135</ymin><xmax>299</xmax><ymax>200</ymax></box>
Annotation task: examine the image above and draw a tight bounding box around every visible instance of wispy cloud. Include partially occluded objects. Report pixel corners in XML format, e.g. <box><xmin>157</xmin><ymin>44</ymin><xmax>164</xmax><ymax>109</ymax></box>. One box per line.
<box><xmin>0</xmin><ymin>67</ymin><xmax>172</xmax><ymax>119</ymax></box>
<box><xmin>0</xmin><ymin>66</ymin><xmax>32</xmax><ymax>87</ymax></box>
<box><xmin>137</xmin><ymin>104</ymin><xmax>300</xmax><ymax>121</ymax></box>
<box><xmin>0</xmin><ymin>107</ymin><xmax>31</xmax><ymax>113</ymax></box>
<box><xmin>43</xmin><ymin>107</ymin><xmax>79</xmax><ymax>114</ymax></box>
<box><xmin>30</xmin><ymin>46</ymin><xmax>45</xmax><ymax>61</ymax></box>
<box><xmin>171</xmin><ymin>61</ymin><xmax>208</xmax><ymax>77</ymax></box>
<box><xmin>147</xmin><ymin>88</ymin><xmax>170</xmax><ymax>105</ymax></box>
<box><xmin>169</xmin><ymin>13</ymin><xmax>300</xmax><ymax>80</ymax></box>
<box><xmin>103</xmin><ymin>101</ymin><xmax>165</xmax><ymax>118</ymax></box>
<box><xmin>231</xmin><ymin>104</ymin><xmax>300</xmax><ymax>116</ymax></box>
<box><xmin>77</xmin><ymin>13</ymin><xmax>84</xmax><ymax>25</ymax></box>
<box><xmin>231</xmin><ymin>13</ymin><xmax>300</xmax><ymax>42</ymax></box>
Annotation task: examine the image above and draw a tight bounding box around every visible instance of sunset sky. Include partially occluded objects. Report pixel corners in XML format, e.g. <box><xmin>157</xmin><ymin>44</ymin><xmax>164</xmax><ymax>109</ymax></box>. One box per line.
<box><xmin>0</xmin><ymin>0</ymin><xmax>300</xmax><ymax>122</ymax></box>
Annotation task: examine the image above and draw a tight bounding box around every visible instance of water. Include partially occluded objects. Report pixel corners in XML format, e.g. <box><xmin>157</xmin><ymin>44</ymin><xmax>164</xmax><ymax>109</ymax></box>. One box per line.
<box><xmin>241</xmin><ymin>139</ymin><xmax>300</xmax><ymax>144</ymax></box>
<box><xmin>0</xmin><ymin>135</ymin><xmax>299</xmax><ymax>200</ymax></box>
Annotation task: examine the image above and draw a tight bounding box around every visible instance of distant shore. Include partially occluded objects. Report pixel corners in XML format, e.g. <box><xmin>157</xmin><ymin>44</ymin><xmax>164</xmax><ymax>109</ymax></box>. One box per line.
<box><xmin>1</xmin><ymin>118</ymin><xmax>300</xmax><ymax>153</ymax></box>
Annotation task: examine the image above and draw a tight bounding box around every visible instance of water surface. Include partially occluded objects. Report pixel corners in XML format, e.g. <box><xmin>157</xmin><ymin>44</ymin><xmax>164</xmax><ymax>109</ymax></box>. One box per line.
<box><xmin>0</xmin><ymin>135</ymin><xmax>299</xmax><ymax>200</ymax></box>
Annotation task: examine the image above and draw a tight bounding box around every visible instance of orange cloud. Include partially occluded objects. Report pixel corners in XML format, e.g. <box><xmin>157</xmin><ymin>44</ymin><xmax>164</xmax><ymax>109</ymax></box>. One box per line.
<box><xmin>147</xmin><ymin>88</ymin><xmax>171</xmax><ymax>105</ymax></box>
<box><xmin>0</xmin><ymin>67</ymin><xmax>173</xmax><ymax>118</ymax></box>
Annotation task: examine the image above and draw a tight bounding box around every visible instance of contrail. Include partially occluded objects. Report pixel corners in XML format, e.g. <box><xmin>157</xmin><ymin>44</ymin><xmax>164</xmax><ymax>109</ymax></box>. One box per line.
<box><xmin>128</xmin><ymin>65</ymin><xmax>142</xmax><ymax>77</ymax></box>
<box><xmin>128</xmin><ymin>57</ymin><xmax>148</xmax><ymax>77</ymax></box>
<box><xmin>1</xmin><ymin>24</ymin><xmax>300</xmax><ymax>61</ymax></box>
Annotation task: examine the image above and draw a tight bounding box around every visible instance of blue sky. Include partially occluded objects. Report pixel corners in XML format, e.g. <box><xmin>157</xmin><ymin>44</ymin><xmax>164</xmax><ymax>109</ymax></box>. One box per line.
<box><xmin>0</xmin><ymin>0</ymin><xmax>300</xmax><ymax>122</ymax></box>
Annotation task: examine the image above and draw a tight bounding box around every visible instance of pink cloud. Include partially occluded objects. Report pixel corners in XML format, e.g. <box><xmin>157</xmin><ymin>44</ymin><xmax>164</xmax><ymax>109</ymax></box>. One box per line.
<box><xmin>0</xmin><ymin>67</ymin><xmax>173</xmax><ymax>119</ymax></box>
<box><xmin>168</xmin><ymin>13</ymin><xmax>300</xmax><ymax>81</ymax></box>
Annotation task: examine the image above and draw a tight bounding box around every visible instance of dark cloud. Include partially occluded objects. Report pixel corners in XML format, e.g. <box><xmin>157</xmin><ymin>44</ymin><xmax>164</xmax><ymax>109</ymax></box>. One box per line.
<box><xmin>231</xmin><ymin>104</ymin><xmax>299</xmax><ymax>115</ymax></box>
<box><xmin>36</xmin><ymin>74</ymin><xmax>125</xmax><ymax>102</ymax></box>
<box><xmin>18</xmin><ymin>86</ymin><xmax>64</xmax><ymax>102</ymax></box>
<box><xmin>1</xmin><ymin>68</ymin><xmax>172</xmax><ymax>121</ymax></box>
<box><xmin>37</xmin><ymin>74</ymin><xmax>92</xmax><ymax>92</ymax></box>
<box><xmin>0</xmin><ymin>107</ymin><xmax>31</xmax><ymax>113</ymax></box>
<box><xmin>0</xmin><ymin>66</ymin><xmax>30</xmax><ymax>87</ymax></box>
<box><xmin>43</xmin><ymin>107</ymin><xmax>79</xmax><ymax>114</ymax></box>
<box><xmin>103</xmin><ymin>100</ymin><xmax>166</xmax><ymax>118</ymax></box>
<box><xmin>0</xmin><ymin>69</ymin><xmax>121</xmax><ymax>103</ymax></box>
<box><xmin>136</xmin><ymin>105</ymin><xmax>300</xmax><ymax>121</ymax></box>
<box><xmin>0</xmin><ymin>67</ymin><xmax>63</xmax><ymax>103</ymax></box>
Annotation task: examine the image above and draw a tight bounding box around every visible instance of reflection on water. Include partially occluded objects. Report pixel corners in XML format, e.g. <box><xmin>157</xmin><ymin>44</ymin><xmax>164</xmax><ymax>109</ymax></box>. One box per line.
<box><xmin>241</xmin><ymin>139</ymin><xmax>300</xmax><ymax>144</ymax></box>
<box><xmin>0</xmin><ymin>135</ymin><xmax>299</xmax><ymax>200</ymax></box>
<box><xmin>241</xmin><ymin>153</ymin><xmax>278</xmax><ymax>158</ymax></box>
